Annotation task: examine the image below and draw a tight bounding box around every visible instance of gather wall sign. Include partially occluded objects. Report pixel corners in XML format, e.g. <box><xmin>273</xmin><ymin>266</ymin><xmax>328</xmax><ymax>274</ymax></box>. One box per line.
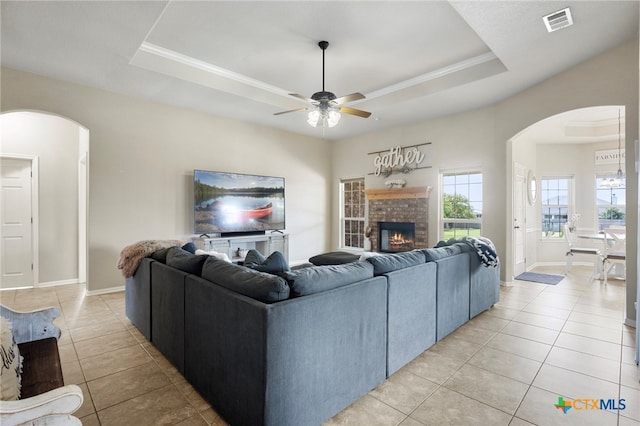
<box><xmin>368</xmin><ymin>142</ymin><xmax>431</xmax><ymax>177</ymax></box>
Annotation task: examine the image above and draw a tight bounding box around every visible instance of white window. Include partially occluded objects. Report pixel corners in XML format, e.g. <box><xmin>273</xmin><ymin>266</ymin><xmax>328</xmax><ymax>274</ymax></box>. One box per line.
<box><xmin>441</xmin><ymin>171</ymin><xmax>482</xmax><ymax>240</ymax></box>
<box><xmin>595</xmin><ymin>175</ymin><xmax>626</xmax><ymax>230</ymax></box>
<box><xmin>340</xmin><ymin>178</ymin><xmax>365</xmax><ymax>249</ymax></box>
<box><xmin>540</xmin><ymin>177</ymin><xmax>571</xmax><ymax>238</ymax></box>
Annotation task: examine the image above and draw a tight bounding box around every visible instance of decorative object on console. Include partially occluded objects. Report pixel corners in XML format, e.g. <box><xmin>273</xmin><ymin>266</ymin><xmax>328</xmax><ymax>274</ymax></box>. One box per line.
<box><xmin>273</xmin><ymin>41</ymin><xmax>371</xmax><ymax>128</ymax></box>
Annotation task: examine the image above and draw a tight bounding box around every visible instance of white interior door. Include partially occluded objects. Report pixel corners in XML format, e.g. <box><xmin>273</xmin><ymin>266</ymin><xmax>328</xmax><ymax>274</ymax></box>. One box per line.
<box><xmin>1</xmin><ymin>157</ymin><xmax>34</xmax><ymax>288</ymax></box>
<box><xmin>513</xmin><ymin>163</ymin><xmax>527</xmax><ymax>277</ymax></box>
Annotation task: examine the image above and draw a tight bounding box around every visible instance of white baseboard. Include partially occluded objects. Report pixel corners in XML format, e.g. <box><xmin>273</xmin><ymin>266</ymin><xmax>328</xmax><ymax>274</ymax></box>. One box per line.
<box><xmin>38</xmin><ymin>278</ymin><xmax>80</xmax><ymax>288</ymax></box>
<box><xmin>86</xmin><ymin>285</ymin><xmax>125</xmax><ymax>296</ymax></box>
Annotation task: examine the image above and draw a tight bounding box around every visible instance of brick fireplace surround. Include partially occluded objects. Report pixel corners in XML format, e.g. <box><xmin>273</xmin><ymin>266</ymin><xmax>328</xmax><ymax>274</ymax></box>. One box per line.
<box><xmin>364</xmin><ymin>186</ymin><xmax>432</xmax><ymax>252</ymax></box>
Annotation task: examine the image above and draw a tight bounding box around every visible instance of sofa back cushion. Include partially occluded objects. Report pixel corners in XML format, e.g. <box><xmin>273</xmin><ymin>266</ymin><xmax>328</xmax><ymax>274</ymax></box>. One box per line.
<box><xmin>365</xmin><ymin>250</ymin><xmax>426</xmax><ymax>275</ymax></box>
<box><xmin>282</xmin><ymin>261</ymin><xmax>374</xmax><ymax>297</ymax></box>
<box><xmin>201</xmin><ymin>257</ymin><xmax>290</xmax><ymax>303</ymax></box>
<box><xmin>422</xmin><ymin>244</ymin><xmax>465</xmax><ymax>262</ymax></box>
<box><xmin>166</xmin><ymin>247</ymin><xmax>207</xmax><ymax>276</ymax></box>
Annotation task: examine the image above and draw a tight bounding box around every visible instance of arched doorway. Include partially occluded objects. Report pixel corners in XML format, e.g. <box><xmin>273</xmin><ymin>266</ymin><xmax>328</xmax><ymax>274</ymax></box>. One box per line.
<box><xmin>0</xmin><ymin>111</ymin><xmax>89</xmax><ymax>288</ymax></box>
<box><xmin>508</xmin><ymin>105</ymin><xmax>625</xmax><ymax>281</ymax></box>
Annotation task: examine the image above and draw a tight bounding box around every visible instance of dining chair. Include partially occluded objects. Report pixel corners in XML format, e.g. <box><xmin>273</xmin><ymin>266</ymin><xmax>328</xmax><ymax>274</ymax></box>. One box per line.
<box><xmin>602</xmin><ymin>228</ymin><xmax>626</xmax><ymax>285</ymax></box>
<box><xmin>563</xmin><ymin>223</ymin><xmax>601</xmax><ymax>279</ymax></box>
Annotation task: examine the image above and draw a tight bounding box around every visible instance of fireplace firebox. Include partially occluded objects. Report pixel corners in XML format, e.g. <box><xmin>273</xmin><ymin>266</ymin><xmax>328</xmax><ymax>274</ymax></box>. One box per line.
<box><xmin>378</xmin><ymin>222</ymin><xmax>416</xmax><ymax>253</ymax></box>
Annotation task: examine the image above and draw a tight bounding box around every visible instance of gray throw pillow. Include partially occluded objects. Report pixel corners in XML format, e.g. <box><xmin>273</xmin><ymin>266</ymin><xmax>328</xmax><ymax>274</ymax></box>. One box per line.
<box><xmin>201</xmin><ymin>257</ymin><xmax>290</xmax><ymax>303</ymax></box>
<box><xmin>282</xmin><ymin>261</ymin><xmax>374</xmax><ymax>297</ymax></box>
<box><xmin>244</xmin><ymin>250</ymin><xmax>290</xmax><ymax>273</ymax></box>
<box><xmin>166</xmin><ymin>247</ymin><xmax>207</xmax><ymax>275</ymax></box>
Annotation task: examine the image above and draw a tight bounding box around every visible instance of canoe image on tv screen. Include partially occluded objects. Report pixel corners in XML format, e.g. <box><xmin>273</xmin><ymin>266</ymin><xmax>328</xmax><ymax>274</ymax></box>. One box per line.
<box><xmin>194</xmin><ymin>170</ymin><xmax>285</xmax><ymax>235</ymax></box>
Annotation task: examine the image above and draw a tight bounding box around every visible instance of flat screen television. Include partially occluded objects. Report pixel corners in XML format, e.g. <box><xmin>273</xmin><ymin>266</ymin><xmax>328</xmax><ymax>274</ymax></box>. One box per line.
<box><xmin>194</xmin><ymin>170</ymin><xmax>285</xmax><ymax>236</ymax></box>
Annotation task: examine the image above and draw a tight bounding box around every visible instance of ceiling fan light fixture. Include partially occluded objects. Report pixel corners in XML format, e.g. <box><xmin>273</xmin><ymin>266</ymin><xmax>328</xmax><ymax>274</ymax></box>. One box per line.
<box><xmin>307</xmin><ymin>107</ymin><xmax>341</xmax><ymax>128</ymax></box>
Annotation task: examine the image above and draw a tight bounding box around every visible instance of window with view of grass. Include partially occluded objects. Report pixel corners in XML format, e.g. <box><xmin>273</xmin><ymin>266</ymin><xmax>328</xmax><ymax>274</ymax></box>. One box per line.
<box><xmin>541</xmin><ymin>177</ymin><xmax>571</xmax><ymax>238</ymax></box>
<box><xmin>596</xmin><ymin>175</ymin><xmax>626</xmax><ymax>230</ymax></box>
<box><xmin>340</xmin><ymin>178</ymin><xmax>365</xmax><ymax>249</ymax></box>
<box><xmin>441</xmin><ymin>171</ymin><xmax>482</xmax><ymax>240</ymax></box>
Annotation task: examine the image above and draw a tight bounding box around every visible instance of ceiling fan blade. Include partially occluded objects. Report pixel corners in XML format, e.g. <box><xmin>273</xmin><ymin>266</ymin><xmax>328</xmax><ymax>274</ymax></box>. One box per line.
<box><xmin>339</xmin><ymin>106</ymin><xmax>371</xmax><ymax>118</ymax></box>
<box><xmin>273</xmin><ymin>107</ymin><xmax>309</xmax><ymax>116</ymax></box>
<box><xmin>289</xmin><ymin>93</ymin><xmax>312</xmax><ymax>102</ymax></box>
<box><xmin>334</xmin><ymin>92</ymin><xmax>365</xmax><ymax>105</ymax></box>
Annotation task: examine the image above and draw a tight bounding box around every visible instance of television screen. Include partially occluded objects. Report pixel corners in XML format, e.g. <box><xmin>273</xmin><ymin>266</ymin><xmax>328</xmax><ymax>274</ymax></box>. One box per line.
<box><xmin>194</xmin><ymin>170</ymin><xmax>285</xmax><ymax>235</ymax></box>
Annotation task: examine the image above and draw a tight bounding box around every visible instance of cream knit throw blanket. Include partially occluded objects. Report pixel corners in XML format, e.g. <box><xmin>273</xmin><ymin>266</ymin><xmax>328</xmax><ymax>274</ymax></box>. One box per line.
<box><xmin>117</xmin><ymin>239</ymin><xmax>182</xmax><ymax>278</ymax></box>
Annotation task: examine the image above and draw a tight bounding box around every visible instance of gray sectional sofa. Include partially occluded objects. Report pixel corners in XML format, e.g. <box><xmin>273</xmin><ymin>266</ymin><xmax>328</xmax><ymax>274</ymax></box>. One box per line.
<box><xmin>125</xmin><ymin>242</ymin><xmax>499</xmax><ymax>426</ymax></box>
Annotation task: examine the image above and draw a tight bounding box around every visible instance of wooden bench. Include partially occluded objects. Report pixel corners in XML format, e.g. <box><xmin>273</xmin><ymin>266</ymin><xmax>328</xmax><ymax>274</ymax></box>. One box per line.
<box><xmin>0</xmin><ymin>305</ymin><xmax>83</xmax><ymax>426</ymax></box>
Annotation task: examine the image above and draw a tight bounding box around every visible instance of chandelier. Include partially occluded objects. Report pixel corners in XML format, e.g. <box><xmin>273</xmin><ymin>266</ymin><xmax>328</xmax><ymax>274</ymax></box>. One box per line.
<box><xmin>600</xmin><ymin>108</ymin><xmax>624</xmax><ymax>188</ymax></box>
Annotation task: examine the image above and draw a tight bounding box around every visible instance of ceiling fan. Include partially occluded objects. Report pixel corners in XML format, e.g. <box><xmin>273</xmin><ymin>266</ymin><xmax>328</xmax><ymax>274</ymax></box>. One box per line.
<box><xmin>274</xmin><ymin>41</ymin><xmax>371</xmax><ymax>128</ymax></box>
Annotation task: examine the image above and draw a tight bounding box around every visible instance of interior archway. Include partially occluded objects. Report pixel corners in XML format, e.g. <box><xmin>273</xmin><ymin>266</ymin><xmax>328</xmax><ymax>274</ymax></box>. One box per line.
<box><xmin>0</xmin><ymin>110</ymin><xmax>89</xmax><ymax>288</ymax></box>
<box><xmin>507</xmin><ymin>105</ymin><xmax>625</xmax><ymax>281</ymax></box>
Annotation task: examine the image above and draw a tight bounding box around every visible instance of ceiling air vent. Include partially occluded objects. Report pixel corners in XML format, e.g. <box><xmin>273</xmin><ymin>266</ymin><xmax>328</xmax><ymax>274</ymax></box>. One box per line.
<box><xmin>543</xmin><ymin>7</ymin><xmax>573</xmax><ymax>33</ymax></box>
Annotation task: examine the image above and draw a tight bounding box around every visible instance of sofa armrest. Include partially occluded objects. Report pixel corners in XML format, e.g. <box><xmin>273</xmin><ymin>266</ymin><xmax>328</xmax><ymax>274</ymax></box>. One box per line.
<box><xmin>0</xmin><ymin>305</ymin><xmax>61</xmax><ymax>344</ymax></box>
<box><xmin>0</xmin><ymin>384</ymin><xmax>84</xmax><ymax>426</ymax></box>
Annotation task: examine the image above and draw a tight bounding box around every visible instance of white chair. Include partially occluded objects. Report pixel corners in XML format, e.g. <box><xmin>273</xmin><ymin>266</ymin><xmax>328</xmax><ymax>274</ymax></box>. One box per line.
<box><xmin>564</xmin><ymin>223</ymin><xmax>601</xmax><ymax>279</ymax></box>
<box><xmin>602</xmin><ymin>228</ymin><xmax>626</xmax><ymax>285</ymax></box>
<box><xmin>0</xmin><ymin>305</ymin><xmax>84</xmax><ymax>426</ymax></box>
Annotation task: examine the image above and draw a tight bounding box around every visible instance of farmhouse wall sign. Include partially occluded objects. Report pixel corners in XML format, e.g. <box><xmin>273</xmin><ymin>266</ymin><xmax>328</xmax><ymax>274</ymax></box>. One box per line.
<box><xmin>369</xmin><ymin>142</ymin><xmax>431</xmax><ymax>177</ymax></box>
<box><xmin>595</xmin><ymin>148</ymin><xmax>625</xmax><ymax>165</ymax></box>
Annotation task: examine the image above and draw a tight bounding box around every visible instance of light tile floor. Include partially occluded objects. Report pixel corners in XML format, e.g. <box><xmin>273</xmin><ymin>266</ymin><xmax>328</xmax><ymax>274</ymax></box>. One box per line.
<box><xmin>1</xmin><ymin>265</ymin><xmax>637</xmax><ymax>425</ymax></box>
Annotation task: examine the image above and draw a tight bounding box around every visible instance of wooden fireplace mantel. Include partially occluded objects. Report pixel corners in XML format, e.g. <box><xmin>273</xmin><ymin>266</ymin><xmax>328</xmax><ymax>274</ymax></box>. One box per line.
<box><xmin>364</xmin><ymin>186</ymin><xmax>432</xmax><ymax>200</ymax></box>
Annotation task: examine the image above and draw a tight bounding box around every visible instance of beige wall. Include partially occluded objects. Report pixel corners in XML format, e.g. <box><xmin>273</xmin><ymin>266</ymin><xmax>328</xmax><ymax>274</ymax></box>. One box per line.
<box><xmin>1</xmin><ymin>68</ymin><xmax>332</xmax><ymax>292</ymax></box>
<box><xmin>332</xmin><ymin>39</ymin><xmax>638</xmax><ymax>321</ymax></box>
<box><xmin>1</xmin><ymin>111</ymin><xmax>80</xmax><ymax>284</ymax></box>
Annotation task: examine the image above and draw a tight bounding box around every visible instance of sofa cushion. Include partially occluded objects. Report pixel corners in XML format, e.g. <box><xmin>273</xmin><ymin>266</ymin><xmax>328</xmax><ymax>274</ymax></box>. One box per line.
<box><xmin>201</xmin><ymin>257</ymin><xmax>290</xmax><ymax>302</ymax></box>
<box><xmin>422</xmin><ymin>245</ymin><xmax>465</xmax><ymax>262</ymax></box>
<box><xmin>166</xmin><ymin>247</ymin><xmax>207</xmax><ymax>276</ymax></box>
<box><xmin>282</xmin><ymin>261</ymin><xmax>374</xmax><ymax>297</ymax></box>
<box><xmin>150</xmin><ymin>247</ymin><xmax>173</xmax><ymax>263</ymax></box>
<box><xmin>308</xmin><ymin>251</ymin><xmax>360</xmax><ymax>266</ymax></box>
<box><xmin>365</xmin><ymin>250</ymin><xmax>426</xmax><ymax>275</ymax></box>
<box><xmin>0</xmin><ymin>316</ymin><xmax>22</xmax><ymax>400</ymax></box>
<box><xmin>244</xmin><ymin>250</ymin><xmax>290</xmax><ymax>273</ymax></box>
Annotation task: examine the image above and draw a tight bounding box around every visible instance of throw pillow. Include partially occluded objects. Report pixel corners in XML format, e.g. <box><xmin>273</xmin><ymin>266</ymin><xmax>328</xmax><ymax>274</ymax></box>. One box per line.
<box><xmin>0</xmin><ymin>316</ymin><xmax>22</xmax><ymax>400</ymax></box>
<box><xmin>181</xmin><ymin>242</ymin><xmax>197</xmax><ymax>254</ymax></box>
<box><xmin>244</xmin><ymin>250</ymin><xmax>290</xmax><ymax>273</ymax></box>
<box><xmin>195</xmin><ymin>249</ymin><xmax>231</xmax><ymax>262</ymax></box>
<box><xmin>243</xmin><ymin>249</ymin><xmax>266</xmax><ymax>266</ymax></box>
<box><xmin>308</xmin><ymin>251</ymin><xmax>360</xmax><ymax>266</ymax></box>
<box><xmin>201</xmin><ymin>257</ymin><xmax>290</xmax><ymax>303</ymax></box>
<box><xmin>166</xmin><ymin>247</ymin><xmax>207</xmax><ymax>276</ymax></box>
